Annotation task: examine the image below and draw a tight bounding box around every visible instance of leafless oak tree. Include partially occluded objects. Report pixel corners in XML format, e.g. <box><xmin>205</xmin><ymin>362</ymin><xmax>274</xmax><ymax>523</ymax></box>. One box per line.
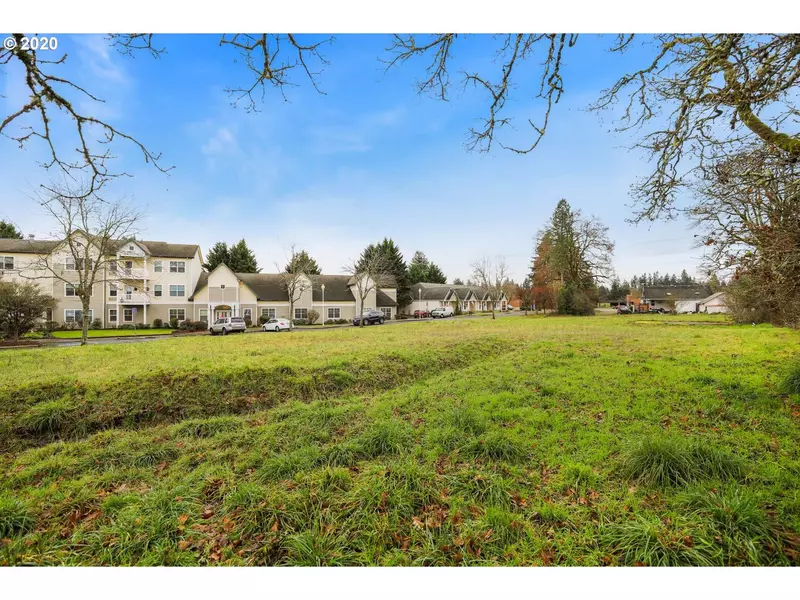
<box><xmin>24</xmin><ymin>180</ymin><xmax>143</xmax><ymax>345</ymax></box>
<box><xmin>341</xmin><ymin>253</ymin><xmax>392</xmax><ymax>327</ymax></box>
<box><xmin>471</xmin><ymin>255</ymin><xmax>510</xmax><ymax>320</ymax></box>
<box><xmin>276</xmin><ymin>244</ymin><xmax>319</xmax><ymax>330</ymax></box>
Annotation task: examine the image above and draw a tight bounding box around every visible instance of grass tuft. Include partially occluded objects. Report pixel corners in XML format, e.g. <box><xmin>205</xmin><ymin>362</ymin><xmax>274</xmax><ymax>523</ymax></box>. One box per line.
<box><xmin>560</xmin><ymin>462</ymin><xmax>598</xmax><ymax>493</ymax></box>
<box><xmin>466</xmin><ymin>430</ymin><xmax>527</xmax><ymax>462</ymax></box>
<box><xmin>356</xmin><ymin>419</ymin><xmax>414</xmax><ymax>459</ymax></box>
<box><xmin>0</xmin><ymin>496</ymin><xmax>35</xmax><ymax>538</ymax></box>
<box><xmin>780</xmin><ymin>360</ymin><xmax>800</xmax><ymax>396</ymax></box>
<box><xmin>16</xmin><ymin>398</ymin><xmax>72</xmax><ymax>435</ymax></box>
<box><xmin>623</xmin><ymin>436</ymin><xmax>745</xmax><ymax>487</ymax></box>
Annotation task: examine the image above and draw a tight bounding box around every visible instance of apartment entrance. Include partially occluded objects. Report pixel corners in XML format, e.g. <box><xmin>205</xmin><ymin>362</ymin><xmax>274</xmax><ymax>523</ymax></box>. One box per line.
<box><xmin>214</xmin><ymin>305</ymin><xmax>233</xmax><ymax>320</ymax></box>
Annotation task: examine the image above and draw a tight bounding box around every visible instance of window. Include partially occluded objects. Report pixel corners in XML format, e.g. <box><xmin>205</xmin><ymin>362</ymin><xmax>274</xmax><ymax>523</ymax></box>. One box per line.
<box><xmin>154</xmin><ymin>261</ymin><xmax>162</xmax><ymax>273</ymax></box>
<box><xmin>109</xmin><ymin>284</ymin><xmax>117</xmax><ymax>298</ymax></box>
<box><xmin>128</xmin><ymin>245</ymin><xmax>134</xmax><ymax>251</ymax></box>
<box><xmin>110</xmin><ymin>261</ymin><xmax>117</xmax><ymax>272</ymax></box>
<box><xmin>327</xmin><ymin>307</ymin><xmax>340</xmax><ymax>320</ymax></box>
<box><xmin>380</xmin><ymin>307</ymin><xmax>392</xmax><ymax>319</ymax></box>
<box><xmin>65</xmin><ymin>309</ymin><xmax>93</xmax><ymax>323</ymax></box>
<box><xmin>76</xmin><ymin>258</ymin><xmax>93</xmax><ymax>270</ymax></box>
<box><xmin>109</xmin><ymin>309</ymin><xmax>117</xmax><ymax>323</ymax></box>
<box><xmin>220</xmin><ymin>284</ymin><xmax>226</xmax><ymax>290</ymax></box>
<box><xmin>1</xmin><ymin>256</ymin><xmax>13</xmax><ymax>270</ymax></box>
<box><xmin>169</xmin><ymin>285</ymin><xmax>185</xmax><ymax>297</ymax></box>
<box><xmin>124</xmin><ymin>260</ymin><xmax>133</xmax><ymax>269</ymax></box>
<box><xmin>294</xmin><ymin>307</ymin><xmax>308</xmax><ymax>320</ymax></box>
<box><xmin>243</xmin><ymin>308</ymin><xmax>252</xmax><ymax>321</ymax></box>
<box><xmin>169</xmin><ymin>308</ymin><xmax>186</xmax><ymax>322</ymax></box>
<box><xmin>154</xmin><ymin>285</ymin><xmax>162</xmax><ymax>297</ymax></box>
<box><xmin>170</xmin><ymin>261</ymin><xmax>185</xmax><ymax>273</ymax></box>
<box><xmin>65</xmin><ymin>257</ymin><xmax>75</xmax><ymax>271</ymax></box>
<box><xmin>261</xmin><ymin>308</ymin><xmax>276</xmax><ymax>319</ymax></box>
<box><xmin>65</xmin><ymin>283</ymin><xmax>76</xmax><ymax>297</ymax></box>
<box><xmin>123</xmin><ymin>308</ymin><xmax>133</xmax><ymax>322</ymax></box>
<box><xmin>199</xmin><ymin>309</ymin><xmax>208</xmax><ymax>324</ymax></box>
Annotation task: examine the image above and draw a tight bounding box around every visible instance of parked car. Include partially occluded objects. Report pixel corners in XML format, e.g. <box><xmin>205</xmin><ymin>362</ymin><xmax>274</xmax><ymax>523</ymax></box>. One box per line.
<box><xmin>616</xmin><ymin>305</ymin><xmax>631</xmax><ymax>314</ymax></box>
<box><xmin>209</xmin><ymin>316</ymin><xmax>247</xmax><ymax>335</ymax></box>
<box><xmin>649</xmin><ymin>307</ymin><xmax>666</xmax><ymax>314</ymax></box>
<box><xmin>262</xmin><ymin>317</ymin><xmax>291</xmax><ymax>332</ymax></box>
<box><xmin>413</xmin><ymin>309</ymin><xmax>429</xmax><ymax>318</ymax></box>
<box><xmin>430</xmin><ymin>306</ymin><xmax>454</xmax><ymax>318</ymax></box>
<box><xmin>352</xmin><ymin>310</ymin><xmax>385</xmax><ymax>326</ymax></box>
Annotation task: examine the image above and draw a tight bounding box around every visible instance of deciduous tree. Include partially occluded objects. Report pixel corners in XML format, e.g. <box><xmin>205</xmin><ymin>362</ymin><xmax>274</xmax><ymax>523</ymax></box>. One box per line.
<box><xmin>470</xmin><ymin>255</ymin><xmax>510</xmax><ymax>320</ymax></box>
<box><xmin>0</xmin><ymin>281</ymin><xmax>57</xmax><ymax>341</ymax></box>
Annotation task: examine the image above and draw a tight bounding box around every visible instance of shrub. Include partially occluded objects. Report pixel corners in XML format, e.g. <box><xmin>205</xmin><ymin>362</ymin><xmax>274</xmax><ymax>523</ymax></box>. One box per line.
<box><xmin>623</xmin><ymin>436</ymin><xmax>745</xmax><ymax>487</ymax></box>
<box><xmin>307</xmin><ymin>309</ymin><xmax>320</xmax><ymax>325</ymax></box>
<box><xmin>336</xmin><ymin>318</ymin><xmax>349</xmax><ymax>325</ymax></box>
<box><xmin>259</xmin><ymin>314</ymin><xmax>270</xmax><ymax>325</ymax></box>
<box><xmin>152</xmin><ymin>318</ymin><xmax>163</xmax><ymax>328</ymax></box>
<box><xmin>292</xmin><ymin>318</ymin><xmax>309</xmax><ymax>326</ymax></box>
<box><xmin>138</xmin><ymin>323</ymin><xmax>150</xmax><ymax>329</ymax></box>
<box><xmin>244</xmin><ymin>315</ymin><xmax>252</xmax><ymax>327</ymax></box>
<box><xmin>169</xmin><ymin>317</ymin><xmax>179</xmax><ymax>329</ymax></box>
<box><xmin>90</xmin><ymin>318</ymin><xmax>103</xmax><ymax>330</ymax></box>
<box><xmin>557</xmin><ymin>285</ymin><xmax>595</xmax><ymax>316</ymax></box>
<box><xmin>324</xmin><ymin>319</ymin><xmax>335</xmax><ymax>325</ymax></box>
<box><xmin>180</xmin><ymin>320</ymin><xmax>207</xmax><ymax>332</ymax></box>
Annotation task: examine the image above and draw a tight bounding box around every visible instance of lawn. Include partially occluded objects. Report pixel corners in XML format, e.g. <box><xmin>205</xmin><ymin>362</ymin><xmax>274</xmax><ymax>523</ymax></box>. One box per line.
<box><xmin>50</xmin><ymin>328</ymin><xmax>174</xmax><ymax>339</ymax></box>
<box><xmin>1</xmin><ymin>315</ymin><xmax>799</xmax><ymax>566</ymax></box>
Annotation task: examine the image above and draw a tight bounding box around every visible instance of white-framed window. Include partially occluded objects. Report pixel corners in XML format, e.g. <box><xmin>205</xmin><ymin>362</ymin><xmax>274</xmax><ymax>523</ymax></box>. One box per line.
<box><xmin>65</xmin><ymin>309</ymin><xmax>93</xmax><ymax>323</ymax></box>
<box><xmin>65</xmin><ymin>282</ymin><xmax>76</xmax><ymax>297</ymax></box>
<box><xmin>109</xmin><ymin>309</ymin><xmax>117</xmax><ymax>323</ymax></box>
<box><xmin>169</xmin><ymin>285</ymin><xmax>185</xmax><ymax>297</ymax></box>
<box><xmin>169</xmin><ymin>261</ymin><xmax>185</xmax><ymax>273</ymax></box>
<box><xmin>128</xmin><ymin>244</ymin><xmax>134</xmax><ymax>252</ymax></box>
<box><xmin>243</xmin><ymin>308</ymin><xmax>252</xmax><ymax>321</ymax></box>
<box><xmin>1</xmin><ymin>256</ymin><xmax>14</xmax><ymax>270</ymax></box>
<box><xmin>169</xmin><ymin>308</ymin><xmax>186</xmax><ymax>322</ymax></box>
<box><xmin>294</xmin><ymin>307</ymin><xmax>308</xmax><ymax>319</ymax></box>
<box><xmin>327</xmin><ymin>307</ymin><xmax>340</xmax><ymax>319</ymax></box>
<box><xmin>65</xmin><ymin>257</ymin><xmax>75</xmax><ymax>271</ymax></box>
<box><xmin>261</xmin><ymin>308</ymin><xmax>276</xmax><ymax>319</ymax></box>
<box><xmin>380</xmin><ymin>307</ymin><xmax>392</xmax><ymax>319</ymax></box>
<box><xmin>110</xmin><ymin>261</ymin><xmax>117</xmax><ymax>272</ymax></box>
<box><xmin>123</xmin><ymin>308</ymin><xmax>133</xmax><ymax>322</ymax></box>
<box><xmin>154</xmin><ymin>260</ymin><xmax>162</xmax><ymax>273</ymax></box>
<box><xmin>124</xmin><ymin>260</ymin><xmax>133</xmax><ymax>269</ymax></box>
<box><xmin>199</xmin><ymin>309</ymin><xmax>208</xmax><ymax>324</ymax></box>
<box><xmin>220</xmin><ymin>284</ymin><xmax>226</xmax><ymax>290</ymax></box>
<box><xmin>109</xmin><ymin>283</ymin><xmax>117</xmax><ymax>297</ymax></box>
<box><xmin>154</xmin><ymin>284</ymin><xmax>162</xmax><ymax>297</ymax></box>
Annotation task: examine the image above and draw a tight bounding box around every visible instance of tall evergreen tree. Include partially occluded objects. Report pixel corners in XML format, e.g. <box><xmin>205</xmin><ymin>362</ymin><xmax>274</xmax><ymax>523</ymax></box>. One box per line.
<box><xmin>452</xmin><ymin>277</ymin><xmax>464</xmax><ymax>286</ymax></box>
<box><xmin>426</xmin><ymin>263</ymin><xmax>447</xmax><ymax>284</ymax></box>
<box><xmin>228</xmin><ymin>239</ymin><xmax>260</xmax><ymax>273</ymax></box>
<box><xmin>202</xmin><ymin>242</ymin><xmax>230</xmax><ymax>272</ymax></box>
<box><xmin>408</xmin><ymin>250</ymin><xmax>447</xmax><ymax>285</ymax></box>
<box><xmin>0</xmin><ymin>220</ymin><xmax>23</xmax><ymax>239</ymax></box>
<box><xmin>357</xmin><ymin>238</ymin><xmax>411</xmax><ymax>307</ymax></box>
<box><xmin>285</xmin><ymin>250</ymin><xmax>321</xmax><ymax>275</ymax></box>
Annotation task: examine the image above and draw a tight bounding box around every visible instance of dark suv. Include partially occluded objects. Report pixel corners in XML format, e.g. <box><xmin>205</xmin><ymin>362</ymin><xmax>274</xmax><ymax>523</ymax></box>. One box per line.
<box><xmin>353</xmin><ymin>310</ymin><xmax>385</xmax><ymax>326</ymax></box>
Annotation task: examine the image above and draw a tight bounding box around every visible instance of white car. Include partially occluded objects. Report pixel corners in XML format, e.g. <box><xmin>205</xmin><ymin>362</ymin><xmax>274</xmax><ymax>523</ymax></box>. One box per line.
<box><xmin>262</xmin><ymin>317</ymin><xmax>291</xmax><ymax>332</ymax></box>
<box><xmin>430</xmin><ymin>306</ymin><xmax>454</xmax><ymax>318</ymax></box>
<box><xmin>209</xmin><ymin>316</ymin><xmax>247</xmax><ymax>335</ymax></box>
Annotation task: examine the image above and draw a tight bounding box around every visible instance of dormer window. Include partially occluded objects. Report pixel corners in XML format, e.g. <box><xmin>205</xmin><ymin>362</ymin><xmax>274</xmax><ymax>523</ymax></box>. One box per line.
<box><xmin>220</xmin><ymin>284</ymin><xmax>226</xmax><ymax>290</ymax></box>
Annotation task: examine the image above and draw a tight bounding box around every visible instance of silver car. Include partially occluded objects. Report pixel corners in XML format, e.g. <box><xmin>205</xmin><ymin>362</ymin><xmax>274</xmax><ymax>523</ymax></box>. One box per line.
<box><xmin>209</xmin><ymin>316</ymin><xmax>247</xmax><ymax>335</ymax></box>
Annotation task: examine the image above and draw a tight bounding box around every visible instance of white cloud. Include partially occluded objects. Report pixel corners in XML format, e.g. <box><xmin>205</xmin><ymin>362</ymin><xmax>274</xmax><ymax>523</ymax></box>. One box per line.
<box><xmin>201</xmin><ymin>127</ymin><xmax>239</xmax><ymax>156</ymax></box>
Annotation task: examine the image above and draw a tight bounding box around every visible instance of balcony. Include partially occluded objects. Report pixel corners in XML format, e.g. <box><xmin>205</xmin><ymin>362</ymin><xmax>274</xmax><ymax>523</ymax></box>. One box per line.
<box><xmin>115</xmin><ymin>267</ymin><xmax>150</xmax><ymax>280</ymax></box>
<box><xmin>119</xmin><ymin>293</ymin><xmax>151</xmax><ymax>305</ymax></box>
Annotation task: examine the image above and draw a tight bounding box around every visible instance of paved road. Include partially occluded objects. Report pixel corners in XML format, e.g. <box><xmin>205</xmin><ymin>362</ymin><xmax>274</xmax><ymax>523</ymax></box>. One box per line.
<box><xmin>3</xmin><ymin>311</ymin><xmax>527</xmax><ymax>349</ymax></box>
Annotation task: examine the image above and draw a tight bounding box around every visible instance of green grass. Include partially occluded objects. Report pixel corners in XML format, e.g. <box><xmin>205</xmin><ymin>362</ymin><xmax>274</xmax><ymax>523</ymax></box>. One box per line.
<box><xmin>51</xmin><ymin>328</ymin><xmax>175</xmax><ymax>338</ymax></box>
<box><xmin>0</xmin><ymin>315</ymin><xmax>798</xmax><ymax>565</ymax></box>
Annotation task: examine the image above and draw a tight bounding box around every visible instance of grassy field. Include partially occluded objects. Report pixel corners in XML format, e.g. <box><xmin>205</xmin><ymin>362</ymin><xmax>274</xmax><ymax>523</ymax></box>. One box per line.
<box><xmin>1</xmin><ymin>314</ymin><xmax>799</xmax><ymax>566</ymax></box>
<box><xmin>50</xmin><ymin>328</ymin><xmax>174</xmax><ymax>339</ymax></box>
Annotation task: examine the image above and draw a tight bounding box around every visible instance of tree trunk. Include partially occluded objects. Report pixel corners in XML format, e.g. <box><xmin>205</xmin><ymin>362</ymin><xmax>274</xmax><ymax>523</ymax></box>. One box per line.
<box><xmin>81</xmin><ymin>296</ymin><xmax>90</xmax><ymax>346</ymax></box>
<box><xmin>289</xmin><ymin>299</ymin><xmax>294</xmax><ymax>331</ymax></box>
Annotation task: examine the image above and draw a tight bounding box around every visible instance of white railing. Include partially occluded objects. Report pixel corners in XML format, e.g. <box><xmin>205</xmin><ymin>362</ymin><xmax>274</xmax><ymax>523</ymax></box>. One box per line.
<box><xmin>116</xmin><ymin>267</ymin><xmax>150</xmax><ymax>280</ymax></box>
<box><xmin>119</xmin><ymin>293</ymin><xmax>151</xmax><ymax>304</ymax></box>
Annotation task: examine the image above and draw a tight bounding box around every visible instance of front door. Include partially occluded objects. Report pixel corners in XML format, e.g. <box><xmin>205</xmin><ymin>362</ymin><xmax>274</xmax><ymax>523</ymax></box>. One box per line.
<box><xmin>215</xmin><ymin>309</ymin><xmax>230</xmax><ymax>320</ymax></box>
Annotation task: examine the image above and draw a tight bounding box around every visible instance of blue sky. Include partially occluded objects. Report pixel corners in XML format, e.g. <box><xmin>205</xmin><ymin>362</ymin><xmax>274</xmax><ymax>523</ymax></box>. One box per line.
<box><xmin>1</xmin><ymin>34</ymin><xmax>706</xmax><ymax>283</ymax></box>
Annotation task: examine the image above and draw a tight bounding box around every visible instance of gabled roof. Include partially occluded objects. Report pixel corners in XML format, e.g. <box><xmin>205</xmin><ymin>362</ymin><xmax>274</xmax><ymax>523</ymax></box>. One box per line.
<box><xmin>312</xmin><ymin>275</ymin><xmax>357</xmax><ymax>302</ymax></box>
<box><xmin>409</xmin><ymin>282</ymin><xmax>452</xmax><ymax>301</ymax></box>
<box><xmin>700</xmin><ymin>291</ymin><xmax>727</xmax><ymax>305</ymax></box>
<box><xmin>188</xmin><ymin>271</ymin><xmax>209</xmax><ymax>301</ymax></box>
<box><xmin>0</xmin><ymin>237</ymin><xmax>199</xmax><ymax>259</ymax></box>
<box><xmin>376</xmin><ymin>289</ymin><xmax>398</xmax><ymax>307</ymax></box>
<box><xmin>641</xmin><ymin>285</ymin><xmax>711</xmax><ymax>301</ymax></box>
<box><xmin>0</xmin><ymin>238</ymin><xmax>60</xmax><ymax>254</ymax></box>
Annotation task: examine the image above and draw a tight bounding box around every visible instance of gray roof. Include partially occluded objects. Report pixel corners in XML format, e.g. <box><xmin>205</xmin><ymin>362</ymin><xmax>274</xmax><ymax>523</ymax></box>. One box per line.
<box><xmin>449</xmin><ymin>285</ymin><xmax>488</xmax><ymax>301</ymax></box>
<box><xmin>312</xmin><ymin>275</ymin><xmax>357</xmax><ymax>302</ymax></box>
<box><xmin>235</xmin><ymin>273</ymin><xmax>291</xmax><ymax>302</ymax></box>
<box><xmin>641</xmin><ymin>285</ymin><xmax>711</xmax><ymax>301</ymax></box>
<box><xmin>0</xmin><ymin>239</ymin><xmax>60</xmax><ymax>254</ymax></box>
<box><xmin>0</xmin><ymin>237</ymin><xmax>199</xmax><ymax>259</ymax></box>
<box><xmin>376</xmin><ymin>289</ymin><xmax>398</xmax><ymax>307</ymax></box>
<box><xmin>410</xmin><ymin>282</ymin><xmax>452</xmax><ymax>301</ymax></box>
<box><xmin>188</xmin><ymin>271</ymin><xmax>209</xmax><ymax>301</ymax></box>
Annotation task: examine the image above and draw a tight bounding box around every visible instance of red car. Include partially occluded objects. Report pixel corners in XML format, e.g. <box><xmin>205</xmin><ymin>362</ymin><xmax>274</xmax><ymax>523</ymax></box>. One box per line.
<box><xmin>414</xmin><ymin>310</ymin><xmax>429</xmax><ymax>318</ymax></box>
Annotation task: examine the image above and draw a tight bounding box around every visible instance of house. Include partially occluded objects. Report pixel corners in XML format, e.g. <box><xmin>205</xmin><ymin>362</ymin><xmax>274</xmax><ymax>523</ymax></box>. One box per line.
<box><xmin>0</xmin><ymin>236</ymin><xmax>203</xmax><ymax>327</ymax></box>
<box><xmin>0</xmin><ymin>235</ymin><xmax>399</xmax><ymax>327</ymax></box>
<box><xmin>698</xmin><ymin>291</ymin><xmax>729</xmax><ymax>314</ymax></box>
<box><xmin>189</xmin><ymin>264</ymin><xmax>398</xmax><ymax>324</ymax></box>
<box><xmin>405</xmin><ymin>282</ymin><xmax>507</xmax><ymax>315</ymax></box>
<box><xmin>639</xmin><ymin>285</ymin><xmax>711</xmax><ymax>312</ymax></box>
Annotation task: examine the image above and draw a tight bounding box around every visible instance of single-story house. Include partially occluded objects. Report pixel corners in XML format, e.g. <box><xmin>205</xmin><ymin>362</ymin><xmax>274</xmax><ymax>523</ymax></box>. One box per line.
<box><xmin>640</xmin><ymin>285</ymin><xmax>712</xmax><ymax>312</ymax></box>
<box><xmin>188</xmin><ymin>263</ymin><xmax>398</xmax><ymax>323</ymax></box>
<box><xmin>699</xmin><ymin>291</ymin><xmax>729</xmax><ymax>314</ymax></box>
<box><xmin>405</xmin><ymin>282</ymin><xmax>507</xmax><ymax>315</ymax></box>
